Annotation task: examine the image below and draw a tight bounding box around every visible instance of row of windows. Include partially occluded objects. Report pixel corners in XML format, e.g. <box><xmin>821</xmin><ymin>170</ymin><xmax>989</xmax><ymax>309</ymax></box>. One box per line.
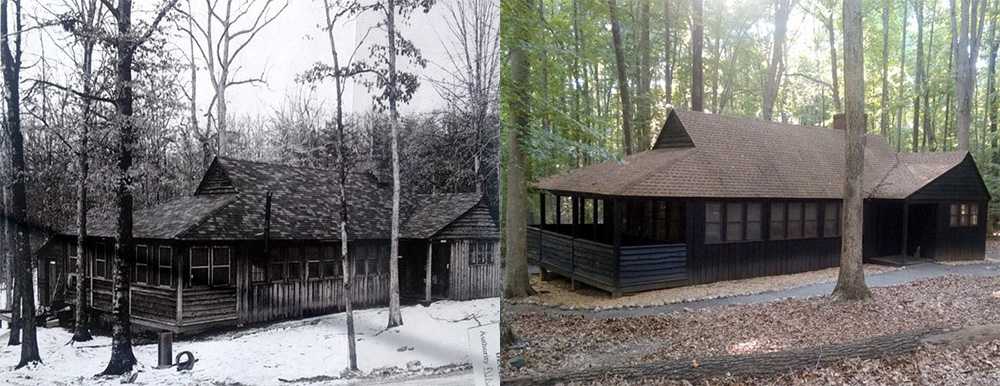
<box><xmin>69</xmin><ymin>244</ymin><xmax>175</xmax><ymax>288</ymax></box>
<box><xmin>949</xmin><ymin>203</ymin><xmax>980</xmax><ymax>227</ymax></box>
<box><xmin>538</xmin><ymin>194</ymin><xmax>606</xmax><ymax>225</ymax></box>
<box><xmin>257</xmin><ymin>245</ymin><xmax>389</xmax><ymax>284</ymax></box>
<box><xmin>706</xmin><ymin>202</ymin><xmax>841</xmax><ymax>244</ymax></box>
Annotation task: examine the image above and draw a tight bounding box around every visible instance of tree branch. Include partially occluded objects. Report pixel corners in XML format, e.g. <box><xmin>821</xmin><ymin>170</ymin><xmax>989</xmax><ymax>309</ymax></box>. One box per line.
<box><xmin>27</xmin><ymin>79</ymin><xmax>117</xmax><ymax>104</ymax></box>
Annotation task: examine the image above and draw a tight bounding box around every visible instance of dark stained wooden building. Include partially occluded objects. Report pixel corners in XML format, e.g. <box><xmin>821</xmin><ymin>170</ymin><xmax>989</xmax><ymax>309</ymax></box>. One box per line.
<box><xmin>36</xmin><ymin>157</ymin><xmax>499</xmax><ymax>333</ymax></box>
<box><xmin>529</xmin><ymin>111</ymin><xmax>990</xmax><ymax>295</ymax></box>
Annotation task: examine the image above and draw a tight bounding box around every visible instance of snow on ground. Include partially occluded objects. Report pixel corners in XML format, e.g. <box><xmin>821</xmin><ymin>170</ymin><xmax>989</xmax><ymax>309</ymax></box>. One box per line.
<box><xmin>0</xmin><ymin>297</ymin><xmax>499</xmax><ymax>385</ymax></box>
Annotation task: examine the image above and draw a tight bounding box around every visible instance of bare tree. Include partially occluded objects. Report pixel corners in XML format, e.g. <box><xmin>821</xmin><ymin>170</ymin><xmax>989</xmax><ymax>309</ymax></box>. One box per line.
<box><xmin>880</xmin><ymin>0</ymin><xmax>890</xmax><ymax>137</ymax></box>
<box><xmin>663</xmin><ymin>0</ymin><xmax>674</xmax><ymax>107</ymax></box>
<box><xmin>762</xmin><ymin>0</ymin><xmax>793</xmax><ymax>121</ymax></box>
<box><xmin>833</xmin><ymin>0</ymin><xmax>871</xmax><ymax>302</ymax></box>
<box><xmin>2</xmin><ymin>0</ymin><xmax>40</xmax><ymax>367</ymax></box>
<box><xmin>98</xmin><ymin>0</ymin><xmax>180</xmax><ymax>375</ymax></box>
<box><xmin>607</xmin><ymin>0</ymin><xmax>632</xmax><ymax>155</ymax></box>
<box><xmin>177</xmin><ymin>0</ymin><xmax>287</xmax><ymax>163</ymax></box>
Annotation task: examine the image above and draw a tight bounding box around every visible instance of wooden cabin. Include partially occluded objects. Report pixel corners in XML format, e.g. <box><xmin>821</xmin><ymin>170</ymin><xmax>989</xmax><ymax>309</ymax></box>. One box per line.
<box><xmin>36</xmin><ymin>157</ymin><xmax>500</xmax><ymax>334</ymax></box>
<box><xmin>529</xmin><ymin>111</ymin><xmax>990</xmax><ymax>296</ymax></box>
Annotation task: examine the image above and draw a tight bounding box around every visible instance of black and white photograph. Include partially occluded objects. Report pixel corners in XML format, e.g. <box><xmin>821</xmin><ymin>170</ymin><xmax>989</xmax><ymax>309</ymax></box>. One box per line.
<box><xmin>0</xmin><ymin>0</ymin><xmax>500</xmax><ymax>385</ymax></box>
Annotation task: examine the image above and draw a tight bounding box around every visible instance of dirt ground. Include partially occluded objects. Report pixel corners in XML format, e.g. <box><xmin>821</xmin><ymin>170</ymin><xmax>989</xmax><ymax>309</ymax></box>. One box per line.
<box><xmin>512</xmin><ymin>264</ymin><xmax>897</xmax><ymax>310</ymax></box>
<box><xmin>502</xmin><ymin>275</ymin><xmax>1000</xmax><ymax>378</ymax></box>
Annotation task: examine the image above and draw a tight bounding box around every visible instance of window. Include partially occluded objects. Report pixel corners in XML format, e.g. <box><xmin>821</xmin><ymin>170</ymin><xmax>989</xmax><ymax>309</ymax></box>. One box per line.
<box><xmin>322</xmin><ymin>245</ymin><xmax>340</xmax><ymax>278</ymax></box>
<box><xmin>211</xmin><ymin>247</ymin><xmax>231</xmax><ymax>286</ymax></box>
<box><xmin>94</xmin><ymin>243</ymin><xmax>107</xmax><ymax>279</ymax></box>
<box><xmin>470</xmin><ymin>242</ymin><xmax>494</xmax><ymax>265</ymax></box>
<box><xmin>746</xmin><ymin>203</ymin><xmax>762</xmax><ymax>241</ymax></box>
<box><xmin>251</xmin><ymin>262</ymin><xmax>266</xmax><ymax>283</ymax></box>
<box><xmin>823</xmin><ymin>203</ymin><xmax>840</xmax><ymax>237</ymax></box>
<box><xmin>705</xmin><ymin>203</ymin><xmax>722</xmax><ymax>243</ymax></box>
<box><xmin>787</xmin><ymin>203</ymin><xmax>803</xmax><ymax>239</ymax></box>
<box><xmin>189</xmin><ymin>246</ymin><xmax>231</xmax><ymax>287</ymax></box>
<box><xmin>950</xmin><ymin>203</ymin><xmax>980</xmax><ymax>228</ymax></box>
<box><xmin>307</xmin><ymin>246</ymin><xmax>322</xmax><ymax>279</ymax></box>
<box><xmin>68</xmin><ymin>244</ymin><xmax>78</xmax><ymax>274</ymax></box>
<box><xmin>804</xmin><ymin>203</ymin><xmax>819</xmax><ymax>238</ymax></box>
<box><xmin>190</xmin><ymin>247</ymin><xmax>210</xmax><ymax>286</ymax></box>
<box><xmin>158</xmin><ymin>246</ymin><xmax>172</xmax><ymax>287</ymax></box>
<box><xmin>268</xmin><ymin>248</ymin><xmax>285</xmax><ymax>281</ymax></box>
<box><xmin>595</xmin><ymin>200</ymin><xmax>604</xmax><ymax>225</ymax></box>
<box><xmin>354</xmin><ymin>254</ymin><xmax>367</xmax><ymax>275</ymax></box>
<box><xmin>135</xmin><ymin>245</ymin><xmax>149</xmax><ymax>284</ymax></box>
<box><xmin>654</xmin><ymin>202</ymin><xmax>669</xmax><ymax>241</ymax></box>
<box><xmin>286</xmin><ymin>247</ymin><xmax>302</xmax><ymax>281</ymax></box>
<box><xmin>725</xmin><ymin>203</ymin><xmax>744</xmax><ymax>242</ymax></box>
<box><xmin>770</xmin><ymin>203</ymin><xmax>786</xmax><ymax>240</ymax></box>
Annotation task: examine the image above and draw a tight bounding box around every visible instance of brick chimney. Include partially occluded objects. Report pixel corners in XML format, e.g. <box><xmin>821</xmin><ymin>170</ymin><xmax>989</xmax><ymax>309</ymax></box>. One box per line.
<box><xmin>832</xmin><ymin>113</ymin><xmax>868</xmax><ymax>130</ymax></box>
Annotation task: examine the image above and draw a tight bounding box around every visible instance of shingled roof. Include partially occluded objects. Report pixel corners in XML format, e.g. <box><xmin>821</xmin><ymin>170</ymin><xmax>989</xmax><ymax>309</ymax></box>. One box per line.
<box><xmin>535</xmin><ymin>110</ymin><xmax>974</xmax><ymax>200</ymax></box>
<box><xmin>73</xmin><ymin>157</ymin><xmax>493</xmax><ymax>241</ymax></box>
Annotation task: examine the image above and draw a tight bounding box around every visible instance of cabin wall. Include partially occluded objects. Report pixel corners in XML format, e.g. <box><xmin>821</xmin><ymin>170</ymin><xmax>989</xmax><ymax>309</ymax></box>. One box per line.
<box><xmin>447</xmin><ymin>239</ymin><xmax>501</xmax><ymax>300</ymax></box>
<box><xmin>687</xmin><ymin>199</ymin><xmax>841</xmax><ymax>284</ymax></box>
<box><xmin>931</xmin><ymin>201</ymin><xmax>988</xmax><ymax>261</ymax></box>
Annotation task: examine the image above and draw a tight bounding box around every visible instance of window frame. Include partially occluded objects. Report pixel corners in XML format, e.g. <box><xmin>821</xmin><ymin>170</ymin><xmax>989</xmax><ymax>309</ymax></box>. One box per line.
<box><xmin>705</xmin><ymin>202</ymin><xmax>723</xmax><ymax>244</ymax></box>
<box><xmin>705</xmin><ymin>201</ymin><xmax>765</xmax><ymax>244</ymax></box>
<box><xmin>950</xmin><ymin>202</ymin><xmax>980</xmax><ymax>228</ymax></box>
<box><xmin>157</xmin><ymin>246</ymin><xmax>173</xmax><ymax>288</ymax></box>
<box><xmin>134</xmin><ymin>244</ymin><xmax>150</xmax><ymax>285</ymax></box>
<box><xmin>94</xmin><ymin>242</ymin><xmax>107</xmax><ymax>280</ymax></box>
<box><xmin>822</xmin><ymin>202</ymin><xmax>841</xmax><ymax>238</ymax></box>
<box><xmin>189</xmin><ymin>246</ymin><xmax>232</xmax><ymax>288</ymax></box>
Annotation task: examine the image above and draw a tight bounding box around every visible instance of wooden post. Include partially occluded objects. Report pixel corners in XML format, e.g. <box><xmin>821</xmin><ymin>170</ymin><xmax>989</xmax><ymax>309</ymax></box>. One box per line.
<box><xmin>424</xmin><ymin>241</ymin><xmax>432</xmax><ymax>303</ymax></box>
<box><xmin>901</xmin><ymin>200</ymin><xmax>909</xmax><ymax>264</ymax></box>
<box><xmin>157</xmin><ymin>331</ymin><xmax>173</xmax><ymax>368</ymax></box>
<box><xmin>612</xmin><ymin>198</ymin><xmax>623</xmax><ymax>297</ymax></box>
<box><xmin>555</xmin><ymin>195</ymin><xmax>562</xmax><ymax>225</ymax></box>
<box><xmin>593</xmin><ymin>198</ymin><xmax>599</xmax><ymax>241</ymax></box>
<box><xmin>539</xmin><ymin>192</ymin><xmax>547</xmax><ymax>279</ymax></box>
<box><xmin>571</xmin><ymin>194</ymin><xmax>579</xmax><ymax>290</ymax></box>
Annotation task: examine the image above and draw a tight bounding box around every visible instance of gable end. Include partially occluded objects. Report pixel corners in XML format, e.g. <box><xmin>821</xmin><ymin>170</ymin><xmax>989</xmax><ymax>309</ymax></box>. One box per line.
<box><xmin>194</xmin><ymin>158</ymin><xmax>238</xmax><ymax>195</ymax></box>
<box><xmin>434</xmin><ymin>200</ymin><xmax>499</xmax><ymax>240</ymax></box>
<box><xmin>651</xmin><ymin>110</ymin><xmax>695</xmax><ymax>150</ymax></box>
<box><xmin>908</xmin><ymin>154</ymin><xmax>991</xmax><ymax>201</ymax></box>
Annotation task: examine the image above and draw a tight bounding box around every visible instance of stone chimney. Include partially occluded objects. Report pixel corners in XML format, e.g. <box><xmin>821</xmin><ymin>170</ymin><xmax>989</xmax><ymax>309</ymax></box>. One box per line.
<box><xmin>832</xmin><ymin>113</ymin><xmax>868</xmax><ymax>130</ymax></box>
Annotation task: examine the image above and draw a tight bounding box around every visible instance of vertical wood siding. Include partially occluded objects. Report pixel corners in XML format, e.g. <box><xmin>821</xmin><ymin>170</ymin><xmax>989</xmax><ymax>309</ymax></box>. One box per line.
<box><xmin>447</xmin><ymin>240</ymin><xmax>501</xmax><ymax>300</ymax></box>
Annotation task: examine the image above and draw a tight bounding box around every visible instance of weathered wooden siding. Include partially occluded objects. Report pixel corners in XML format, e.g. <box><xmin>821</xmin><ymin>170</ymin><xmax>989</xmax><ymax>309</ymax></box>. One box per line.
<box><xmin>447</xmin><ymin>240</ymin><xmax>500</xmax><ymax>300</ymax></box>
<box><xmin>909</xmin><ymin>156</ymin><xmax>990</xmax><ymax>201</ymax></box>
<box><xmin>931</xmin><ymin>201</ymin><xmax>988</xmax><ymax>261</ymax></box>
<box><xmin>530</xmin><ymin>227</ymin><xmax>618</xmax><ymax>292</ymax></box>
<box><xmin>237</xmin><ymin>240</ymin><xmax>390</xmax><ymax>325</ymax></box>
<box><xmin>618</xmin><ymin>244</ymin><xmax>688</xmax><ymax>292</ymax></box>
<box><xmin>131</xmin><ymin>285</ymin><xmax>177</xmax><ymax>324</ymax></box>
<box><xmin>181</xmin><ymin>287</ymin><xmax>237</xmax><ymax>326</ymax></box>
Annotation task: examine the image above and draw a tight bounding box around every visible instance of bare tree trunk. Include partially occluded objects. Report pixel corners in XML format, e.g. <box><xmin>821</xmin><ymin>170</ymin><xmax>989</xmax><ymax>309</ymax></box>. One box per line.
<box><xmin>503</xmin><ymin>0</ymin><xmax>532</xmax><ymax>299</ymax></box>
<box><xmin>608</xmin><ymin>0</ymin><xmax>633</xmax><ymax>155</ymax></box>
<box><xmin>763</xmin><ymin>0</ymin><xmax>792</xmax><ymax>121</ymax></box>
<box><xmin>635</xmin><ymin>0</ymin><xmax>651</xmax><ymax>151</ymax></box>
<box><xmin>924</xmin><ymin>0</ymin><xmax>939</xmax><ymax>150</ymax></box>
<box><xmin>386</xmin><ymin>0</ymin><xmax>403</xmax><ymax>329</ymax></box>
<box><xmin>664</xmin><ymin>0</ymin><xmax>674</xmax><ymax>107</ymax></box>
<box><xmin>912</xmin><ymin>0</ymin><xmax>925</xmax><ymax>152</ymax></box>
<box><xmin>2</xmin><ymin>0</ymin><xmax>39</xmax><ymax>366</ymax></box>
<box><xmin>955</xmin><ymin>0</ymin><xmax>989</xmax><ymax>152</ymax></box>
<box><xmin>322</xmin><ymin>0</ymin><xmax>357</xmax><ymax>369</ymax></box>
<box><xmin>691</xmin><ymin>0</ymin><xmax>704</xmax><ymax>112</ymax></box>
<box><xmin>880</xmin><ymin>0</ymin><xmax>891</xmax><ymax>137</ymax></box>
<box><xmin>833</xmin><ymin>0</ymin><xmax>872</xmax><ymax>302</ymax></box>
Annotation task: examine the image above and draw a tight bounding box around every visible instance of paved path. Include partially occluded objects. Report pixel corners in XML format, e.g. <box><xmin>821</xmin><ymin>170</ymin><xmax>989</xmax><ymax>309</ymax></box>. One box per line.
<box><xmin>511</xmin><ymin>261</ymin><xmax>1000</xmax><ymax>319</ymax></box>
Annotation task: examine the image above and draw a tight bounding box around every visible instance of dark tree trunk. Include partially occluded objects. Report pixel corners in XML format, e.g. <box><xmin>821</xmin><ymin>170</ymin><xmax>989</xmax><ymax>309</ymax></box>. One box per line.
<box><xmin>635</xmin><ymin>0</ymin><xmax>652</xmax><ymax>151</ymax></box>
<box><xmin>762</xmin><ymin>0</ymin><xmax>791</xmax><ymax>121</ymax></box>
<box><xmin>989</xmin><ymin>14</ymin><xmax>999</xmax><ymax>164</ymax></box>
<box><xmin>897</xmin><ymin>0</ymin><xmax>907</xmax><ymax>152</ymax></box>
<box><xmin>912</xmin><ymin>0</ymin><xmax>925</xmax><ymax>152</ymax></box>
<box><xmin>924</xmin><ymin>0</ymin><xmax>938</xmax><ymax>150</ymax></box>
<box><xmin>827</xmin><ymin>13</ymin><xmax>841</xmax><ymax>112</ymax></box>
<box><xmin>691</xmin><ymin>0</ymin><xmax>704</xmax><ymax>111</ymax></box>
<box><xmin>608</xmin><ymin>0</ymin><xmax>634</xmax><ymax>155</ymax></box>
<box><xmin>833</xmin><ymin>0</ymin><xmax>872</xmax><ymax>301</ymax></box>
<box><xmin>2</xmin><ymin>0</ymin><xmax>40</xmax><ymax>366</ymax></box>
<box><xmin>880</xmin><ymin>0</ymin><xmax>891</xmax><ymax>137</ymax></box>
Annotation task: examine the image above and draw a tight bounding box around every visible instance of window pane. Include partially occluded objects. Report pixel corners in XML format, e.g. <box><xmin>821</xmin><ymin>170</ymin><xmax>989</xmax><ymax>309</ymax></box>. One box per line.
<box><xmin>323</xmin><ymin>261</ymin><xmax>338</xmax><ymax>277</ymax></box>
<box><xmin>770</xmin><ymin>203</ymin><xmax>785</xmax><ymax>240</ymax></box>
<box><xmin>961</xmin><ymin>204</ymin><xmax>969</xmax><ymax>226</ymax></box>
<box><xmin>268</xmin><ymin>263</ymin><xmax>284</xmax><ymax>281</ymax></box>
<box><xmin>971</xmin><ymin>204</ymin><xmax>979</xmax><ymax>225</ymax></box>
<box><xmin>354</xmin><ymin>258</ymin><xmax>366</xmax><ymax>275</ymax></box>
<box><xmin>308</xmin><ymin>261</ymin><xmax>320</xmax><ymax>278</ymax></box>
<box><xmin>747</xmin><ymin>203</ymin><xmax>762</xmax><ymax>222</ymax></box>
<box><xmin>212</xmin><ymin>267</ymin><xmax>230</xmax><ymax>286</ymax></box>
<box><xmin>191</xmin><ymin>248</ymin><xmax>209</xmax><ymax>267</ymax></box>
<box><xmin>746</xmin><ymin>221</ymin><xmax>762</xmax><ymax>241</ymax></box>
<box><xmin>804</xmin><ymin>203</ymin><xmax>818</xmax><ymax>238</ymax></box>
<box><xmin>788</xmin><ymin>203</ymin><xmax>803</xmax><ymax>239</ymax></box>
<box><xmin>287</xmin><ymin>262</ymin><xmax>301</xmax><ymax>280</ymax></box>
<box><xmin>726</xmin><ymin>203</ymin><xmax>742</xmax><ymax>222</ymax></box>
<box><xmin>706</xmin><ymin>203</ymin><xmax>722</xmax><ymax>222</ymax></box>
<box><xmin>251</xmin><ymin>264</ymin><xmax>265</xmax><ymax>282</ymax></box>
<box><xmin>95</xmin><ymin>261</ymin><xmax>106</xmax><ymax>279</ymax></box>
<box><xmin>159</xmin><ymin>247</ymin><xmax>171</xmax><ymax>267</ymax></box>
<box><xmin>191</xmin><ymin>267</ymin><xmax>209</xmax><ymax>286</ymax></box>
<box><xmin>159</xmin><ymin>268</ymin><xmax>171</xmax><ymax>287</ymax></box>
<box><xmin>705</xmin><ymin>223</ymin><xmax>721</xmax><ymax>243</ymax></box>
<box><xmin>726</xmin><ymin>222</ymin><xmax>743</xmax><ymax>241</ymax></box>
<box><xmin>136</xmin><ymin>265</ymin><xmax>147</xmax><ymax>284</ymax></box>
<box><xmin>213</xmin><ymin>248</ymin><xmax>230</xmax><ymax>266</ymax></box>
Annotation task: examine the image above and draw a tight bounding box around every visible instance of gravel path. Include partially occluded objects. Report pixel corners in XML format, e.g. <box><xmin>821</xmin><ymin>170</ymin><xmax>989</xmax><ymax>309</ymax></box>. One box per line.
<box><xmin>508</xmin><ymin>261</ymin><xmax>1000</xmax><ymax>319</ymax></box>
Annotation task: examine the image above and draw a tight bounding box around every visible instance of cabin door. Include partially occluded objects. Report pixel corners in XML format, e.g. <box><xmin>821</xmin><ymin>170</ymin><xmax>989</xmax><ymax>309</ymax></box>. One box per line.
<box><xmin>907</xmin><ymin>204</ymin><xmax>937</xmax><ymax>259</ymax></box>
<box><xmin>431</xmin><ymin>241</ymin><xmax>450</xmax><ymax>298</ymax></box>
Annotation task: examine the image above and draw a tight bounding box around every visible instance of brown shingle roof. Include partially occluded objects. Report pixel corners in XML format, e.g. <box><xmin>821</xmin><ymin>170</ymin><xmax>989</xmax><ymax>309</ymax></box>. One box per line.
<box><xmin>536</xmin><ymin>110</ymin><xmax>969</xmax><ymax>200</ymax></box>
<box><xmin>402</xmin><ymin>193</ymin><xmax>488</xmax><ymax>239</ymax></box>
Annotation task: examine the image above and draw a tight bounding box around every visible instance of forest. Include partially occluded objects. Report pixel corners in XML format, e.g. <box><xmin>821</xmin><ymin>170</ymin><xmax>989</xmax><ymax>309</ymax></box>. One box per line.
<box><xmin>0</xmin><ymin>0</ymin><xmax>499</xmax><ymax>377</ymax></box>
<box><xmin>501</xmin><ymin>0</ymin><xmax>1000</xmax><ymax>204</ymax></box>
